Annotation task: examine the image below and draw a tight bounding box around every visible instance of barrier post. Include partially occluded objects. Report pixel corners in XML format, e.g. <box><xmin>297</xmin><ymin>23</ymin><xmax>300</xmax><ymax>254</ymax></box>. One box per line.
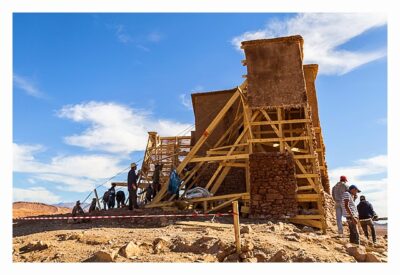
<box><xmin>232</xmin><ymin>201</ymin><xmax>241</xmax><ymax>253</ymax></box>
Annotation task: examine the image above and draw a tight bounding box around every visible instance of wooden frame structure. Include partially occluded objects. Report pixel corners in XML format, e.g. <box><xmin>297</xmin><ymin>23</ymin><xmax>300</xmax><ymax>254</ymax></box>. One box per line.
<box><xmin>144</xmin><ymin>81</ymin><xmax>327</xmax><ymax>231</ymax></box>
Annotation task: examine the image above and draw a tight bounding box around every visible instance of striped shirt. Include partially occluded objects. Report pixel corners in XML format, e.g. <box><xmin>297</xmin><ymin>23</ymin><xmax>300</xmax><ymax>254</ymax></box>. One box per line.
<box><xmin>341</xmin><ymin>191</ymin><xmax>358</xmax><ymax>217</ymax></box>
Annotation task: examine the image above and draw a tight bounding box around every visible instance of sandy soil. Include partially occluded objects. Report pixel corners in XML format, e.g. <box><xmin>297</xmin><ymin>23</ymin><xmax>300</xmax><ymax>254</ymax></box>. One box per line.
<box><xmin>13</xmin><ymin>202</ymin><xmax>70</xmax><ymax>219</ymax></box>
<box><xmin>12</xmin><ymin>208</ymin><xmax>388</xmax><ymax>263</ymax></box>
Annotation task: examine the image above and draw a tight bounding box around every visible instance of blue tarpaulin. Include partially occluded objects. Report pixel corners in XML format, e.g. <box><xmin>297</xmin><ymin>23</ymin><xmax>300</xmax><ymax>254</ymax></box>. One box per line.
<box><xmin>168</xmin><ymin>169</ymin><xmax>182</xmax><ymax>195</ymax></box>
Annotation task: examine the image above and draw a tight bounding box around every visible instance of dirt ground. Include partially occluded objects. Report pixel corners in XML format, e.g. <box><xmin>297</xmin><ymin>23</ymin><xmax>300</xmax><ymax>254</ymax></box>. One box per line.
<box><xmin>12</xmin><ymin>209</ymin><xmax>388</xmax><ymax>263</ymax></box>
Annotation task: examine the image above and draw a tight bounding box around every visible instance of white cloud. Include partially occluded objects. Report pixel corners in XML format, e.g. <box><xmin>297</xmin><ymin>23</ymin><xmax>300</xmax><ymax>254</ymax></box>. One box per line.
<box><xmin>14</xmin><ymin>187</ymin><xmax>61</xmax><ymax>204</ymax></box>
<box><xmin>179</xmin><ymin>94</ymin><xmax>192</xmax><ymax>110</ymax></box>
<box><xmin>147</xmin><ymin>31</ymin><xmax>163</xmax><ymax>43</ymax></box>
<box><xmin>13</xmin><ymin>74</ymin><xmax>44</xmax><ymax>98</ymax></box>
<box><xmin>13</xmin><ymin>143</ymin><xmax>125</xmax><ymax>192</ymax></box>
<box><xmin>231</xmin><ymin>13</ymin><xmax>387</xmax><ymax>75</ymax></box>
<box><xmin>330</xmin><ymin>155</ymin><xmax>387</xmax><ymax>216</ymax></box>
<box><xmin>112</xmin><ymin>24</ymin><xmax>133</xmax><ymax>44</ymax></box>
<box><xmin>179</xmin><ymin>86</ymin><xmax>204</xmax><ymax>111</ymax></box>
<box><xmin>57</xmin><ymin>101</ymin><xmax>191</xmax><ymax>154</ymax></box>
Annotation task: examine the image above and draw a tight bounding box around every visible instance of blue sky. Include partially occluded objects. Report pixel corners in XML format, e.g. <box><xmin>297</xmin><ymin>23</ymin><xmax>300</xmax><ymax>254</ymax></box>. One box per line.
<box><xmin>13</xmin><ymin>13</ymin><xmax>387</xmax><ymax>215</ymax></box>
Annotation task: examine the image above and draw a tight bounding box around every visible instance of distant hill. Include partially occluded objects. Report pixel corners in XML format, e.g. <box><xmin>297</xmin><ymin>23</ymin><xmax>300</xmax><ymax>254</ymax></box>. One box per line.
<box><xmin>13</xmin><ymin>202</ymin><xmax>71</xmax><ymax>219</ymax></box>
<box><xmin>53</xmin><ymin>202</ymin><xmax>90</xmax><ymax>209</ymax></box>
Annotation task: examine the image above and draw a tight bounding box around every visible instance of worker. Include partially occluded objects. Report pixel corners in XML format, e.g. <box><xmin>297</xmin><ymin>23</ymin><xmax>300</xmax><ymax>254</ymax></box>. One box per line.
<box><xmin>102</xmin><ymin>190</ymin><xmax>110</xmax><ymax>210</ymax></box>
<box><xmin>152</xmin><ymin>163</ymin><xmax>163</xmax><ymax>198</ymax></box>
<box><xmin>127</xmin><ymin>163</ymin><xmax>139</xmax><ymax>210</ymax></box>
<box><xmin>341</xmin><ymin>185</ymin><xmax>361</xmax><ymax>245</ymax></box>
<box><xmin>332</xmin><ymin>175</ymin><xmax>349</xmax><ymax>237</ymax></box>
<box><xmin>139</xmin><ymin>184</ymin><xmax>154</xmax><ymax>204</ymax></box>
<box><xmin>116</xmin><ymin>190</ymin><xmax>126</xmax><ymax>208</ymax></box>
<box><xmin>357</xmin><ymin>195</ymin><xmax>378</xmax><ymax>244</ymax></box>
<box><xmin>71</xmin><ymin>200</ymin><xmax>85</xmax><ymax>223</ymax></box>
<box><xmin>108</xmin><ymin>183</ymin><xmax>117</xmax><ymax>209</ymax></box>
<box><xmin>88</xmin><ymin>198</ymin><xmax>98</xmax><ymax>213</ymax></box>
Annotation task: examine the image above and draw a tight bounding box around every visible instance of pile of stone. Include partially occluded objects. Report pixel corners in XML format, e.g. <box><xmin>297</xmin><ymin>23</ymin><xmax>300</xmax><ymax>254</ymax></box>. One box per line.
<box><xmin>249</xmin><ymin>152</ymin><xmax>298</xmax><ymax>219</ymax></box>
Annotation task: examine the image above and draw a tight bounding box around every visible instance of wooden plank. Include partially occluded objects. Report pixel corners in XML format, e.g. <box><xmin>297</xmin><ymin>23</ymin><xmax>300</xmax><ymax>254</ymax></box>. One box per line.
<box><xmin>291</xmin><ymin>214</ymin><xmax>324</xmax><ymax>220</ymax></box>
<box><xmin>295</xmin><ymin>174</ymin><xmax>319</xmax><ymax>178</ymax></box>
<box><xmin>289</xmin><ymin>218</ymin><xmax>323</xmax><ymax>229</ymax></box>
<box><xmin>251</xmin><ymin>119</ymin><xmax>311</xmax><ymax>126</ymax></box>
<box><xmin>175</xmin><ymin>221</ymin><xmax>232</xmax><ymax>229</ymax></box>
<box><xmin>93</xmin><ymin>189</ymin><xmax>101</xmax><ymax>210</ymax></box>
<box><xmin>112</xmin><ymin>182</ymin><xmax>127</xmax><ymax>187</ymax></box>
<box><xmin>206</xmin><ymin>196</ymin><xmax>240</xmax><ymax>213</ymax></box>
<box><xmin>189</xmin><ymin>153</ymin><xmax>249</xmax><ymax>163</ymax></box>
<box><xmin>250</xmin><ymin>136</ymin><xmax>312</xmax><ymax>143</ymax></box>
<box><xmin>293</xmin><ymin>155</ymin><xmax>317</xmax><ymax>159</ymax></box>
<box><xmin>187</xmin><ymin>192</ymin><xmax>249</xmax><ymax>203</ymax></box>
<box><xmin>297</xmin><ymin>186</ymin><xmax>315</xmax><ymax>191</ymax></box>
<box><xmin>296</xmin><ymin>194</ymin><xmax>319</xmax><ymax>201</ymax></box>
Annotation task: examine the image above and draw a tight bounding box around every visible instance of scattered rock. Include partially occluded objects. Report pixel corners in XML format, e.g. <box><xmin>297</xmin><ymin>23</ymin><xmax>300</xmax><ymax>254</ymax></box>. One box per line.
<box><xmin>92</xmin><ymin>250</ymin><xmax>116</xmax><ymax>262</ymax></box>
<box><xmin>285</xmin><ymin>235</ymin><xmax>300</xmax><ymax>242</ymax></box>
<box><xmin>240</xmin><ymin>225</ymin><xmax>253</xmax><ymax>234</ymax></box>
<box><xmin>20</xmin><ymin>241</ymin><xmax>49</xmax><ymax>253</ymax></box>
<box><xmin>254</xmin><ymin>251</ymin><xmax>268</xmax><ymax>262</ymax></box>
<box><xmin>269</xmin><ymin>249</ymin><xmax>289</xmax><ymax>262</ymax></box>
<box><xmin>346</xmin><ymin>246</ymin><xmax>367</xmax><ymax>262</ymax></box>
<box><xmin>153</xmin><ymin>237</ymin><xmax>171</xmax><ymax>254</ymax></box>
<box><xmin>243</xmin><ymin>257</ymin><xmax>258</xmax><ymax>263</ymax></box>
<box><xmin>239</xmin><ymin>251</ymin><xmax>254</xmax><ymax>259</ymax></box>
<box><xmin>119</xmin><ymin>241</ymin><xmax>141</xmax><ymax>258</ymax></box>
<box><xmin>241</xmin><ymin>239</ymin><xmax>254</xmax><ymax>252</ymax></box>
<box><xmin>223</xmin><ymin>253</ymin><xmax>240</xmax><ymax>262</ymax></box>
<box><xmin>292</xmin><ymin>250</ymin><xmax>317</xmax><ymax>262</ymax></box>
<box><xmin>365</xmin><ymin>253</ymin><xmax>381</xmax><ymax>262</ymax></box>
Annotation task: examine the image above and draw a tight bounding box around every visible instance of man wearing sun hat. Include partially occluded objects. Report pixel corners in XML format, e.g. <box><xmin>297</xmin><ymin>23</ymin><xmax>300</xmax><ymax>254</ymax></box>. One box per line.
<box><xmin>342</xmin><ymin>184</ymin><xmax>361</xmax><ymax>245</ymax></box>
<box><xmin>332</xmin><ymin>175</ymin><xmax>349</xmax><ymax>237</ymax></box>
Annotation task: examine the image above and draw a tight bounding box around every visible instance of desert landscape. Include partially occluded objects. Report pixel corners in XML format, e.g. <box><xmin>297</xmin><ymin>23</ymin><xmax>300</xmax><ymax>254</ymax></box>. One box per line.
<box><xmin>12</xmin><ymin>202</ymin><xmax>387</xmax><ymax>263</ymax></box>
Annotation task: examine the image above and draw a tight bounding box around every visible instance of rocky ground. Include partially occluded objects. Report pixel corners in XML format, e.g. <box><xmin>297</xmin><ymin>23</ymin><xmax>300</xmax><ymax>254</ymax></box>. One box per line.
<box><xmin>12</xmin><ymin>213</ymin><xmax>388</xmax><ymax>263</ymax></box>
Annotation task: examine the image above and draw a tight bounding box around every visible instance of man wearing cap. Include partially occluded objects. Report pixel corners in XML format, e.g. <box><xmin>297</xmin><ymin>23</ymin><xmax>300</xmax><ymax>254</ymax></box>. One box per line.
<box><xmin>357</xmin><ymin>195</ymin><xmax>378</xmax><ymax>243</ymax></box>
<box><xmin>342</xmin><ymin>185</ymin><xmax>361</xmax><ymax>244</ymax></box>
<box><xmin>127</xmin><ymin>163</ymin><xmax>139</xmax><ymax>210</ymax></box>
<box><xmin>332</xmin><ymin>176</ymin><xmax>349</xmax><ymax>237</ymax></box>
<box><xmin>107</xmin><ymin>183</ymin><xmax>117</xmax><ymax>209</ymax></box>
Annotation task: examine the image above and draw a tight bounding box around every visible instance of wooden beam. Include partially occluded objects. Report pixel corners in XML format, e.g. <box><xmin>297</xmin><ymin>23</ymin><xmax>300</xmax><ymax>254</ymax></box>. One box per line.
<box><xmin>296</xmin><ymin>194</ymin><xmax>320</xmax><ymax>201</ymax></box>
<box><xmin>289</xmin><ymin>218</ymin><xmax>323</xmax><ymax>229</ymax></box>
<box><xmin>206</xmin><ymin>196</ymin><xmax>241</xmax><ymax>213</ymax></box>
<box><xmin>249</xmin><ymin>136</ymin><xmax>312</xmax><ymax>143</ymax></box>
<box><xmin>187</xmin><ymin>192</ymin><xmax>249</xmax><ymax>203</ymax></box>
<box><xmin>189</xmin><ymin>153</ymin><xmax>249</xmax><ymax>163</ymax></box>
<box><xmin>295</xmin><ymin>174</ymin><xmax>319</xmax><ymax>178</ymax></box>
<box><xmin>250</xmin><ymin>118</ymin><xmax>311</xmax><ymax>125</ymax></box>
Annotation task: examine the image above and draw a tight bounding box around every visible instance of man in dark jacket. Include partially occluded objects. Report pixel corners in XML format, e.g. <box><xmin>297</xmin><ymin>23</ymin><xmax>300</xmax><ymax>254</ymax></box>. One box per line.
<box><xmin>127</xmin><ymin>163</ymin><xmax>139</xmax><ymax>210</ymax></box>
<box><xmin>116</xmin><ymin>190</ymin><xmax>126</xmax><ymax>208</ymax></box>
<box><xmin>108</xmin><ymin>183</ymin><xmax>117</xmax><ymax>209</ymax></box>
<box><xmin>357</xmin><ymin>195</ymin><xmax>378</xmax><ymax>243</ymax></box>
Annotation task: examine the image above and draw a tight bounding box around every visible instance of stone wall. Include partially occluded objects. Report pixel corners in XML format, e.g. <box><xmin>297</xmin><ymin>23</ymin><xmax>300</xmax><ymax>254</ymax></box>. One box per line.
<box><xmin>242</xmin><ymin>35</ymin><xmax>308</xmax><ymax>108</ymax></box>
<box><xmin>249</xmin><ymin>152</ymin><xmax>298</xmax><ymax>219</ymax></box>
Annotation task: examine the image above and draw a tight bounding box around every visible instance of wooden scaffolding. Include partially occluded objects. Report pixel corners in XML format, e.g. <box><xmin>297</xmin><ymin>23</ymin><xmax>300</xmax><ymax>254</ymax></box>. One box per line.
<box><xmin>145</xmin><ymin>81</ymin><xmax>327</xmax><ymax>231</ymax></box>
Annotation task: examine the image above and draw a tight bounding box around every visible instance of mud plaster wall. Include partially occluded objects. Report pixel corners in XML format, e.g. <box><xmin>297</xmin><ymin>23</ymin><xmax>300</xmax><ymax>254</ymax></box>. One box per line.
<box><xmin>242</xmin><ymin>36</ymin><xmax>308</xmax><ymax>108</ymax></box>
<box><xmin>191</xmin><ymin>89</ymin><xmax>238</xmax><ymax>155</ymax></box>
<box><xmin>195</xmin><ymin>163</ymin><xmax>246</xmax><ymax>196</ymax></box>
<box><xmin>249</xmin><ymin>152</ymin><xmax>298</xmax><ymax>219</ymax></box>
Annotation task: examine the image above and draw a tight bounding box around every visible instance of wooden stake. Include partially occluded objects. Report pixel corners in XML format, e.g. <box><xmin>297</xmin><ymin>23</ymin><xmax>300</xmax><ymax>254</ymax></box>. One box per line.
<box><xmin>93</xmin><ymin>189</ymin><xmax>101</xmax><ymax>210</ymax></box>
<box><xmin>232</xmin><ymin>201</ymin><xmax>241</xmax><ymax>253</ymax></box>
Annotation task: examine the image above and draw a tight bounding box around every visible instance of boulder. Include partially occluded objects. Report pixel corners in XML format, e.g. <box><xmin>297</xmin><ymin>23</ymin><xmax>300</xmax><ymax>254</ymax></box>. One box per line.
<box><xmin>223</xmin><ymin>253</ymin><xmax>240</xmax><ymax>262</ymax></box>
<box><xmin>93</xmin><ymin>250</ymin><xmax>116</xmax><ymax>262</ymax></box>
<box><xmin>254</xmin><ymin>251</ymin><xmax>268</xmax><ymax>262</ymax></box>
<box><xmin>365</xmin><ymin>253</ymin><xmax>381</xmax><ymax>262</ymax></box>
<box><xmin>153</xmin><ymin>237</ymin><xmax>171</xmax><ymax>254</ymax></box>
<box><xmin>119</xmin><ymin>241</ymin><xmax>141</xmax><ymax>258</ymax></box>
<box><xmin>346</xmin><ymin>246</ymin><xmax>367</xmax><ymax>262</ymax></box>
<box><xmin>285</xmin><ymin>235</ymin><xmax>299</xmax><ymax>242</ymax></box>
<box><xmin>268</xmin><ymin>249</ymin><xmax>289</xmax><ymax>262</ymax></box>
<box><xmin>240</xmin><ymin>225</ymin><xmax>253</xmax><ymax>234</ymax></box>
<box><xmin>20</xmin><ymin>241</ymin><xmax>49</xmax><ymax>253</ymax></box>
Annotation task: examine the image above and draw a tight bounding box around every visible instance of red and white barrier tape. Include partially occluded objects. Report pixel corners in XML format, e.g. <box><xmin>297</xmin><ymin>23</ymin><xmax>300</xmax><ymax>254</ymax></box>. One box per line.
<box><xmin>16</xmin><ymin>212</ymin><xmax>234</xmax><ymax>221</ymax></box>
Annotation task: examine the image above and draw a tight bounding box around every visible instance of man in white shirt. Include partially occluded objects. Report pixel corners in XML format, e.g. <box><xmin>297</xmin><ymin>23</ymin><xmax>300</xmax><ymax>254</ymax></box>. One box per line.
<box><xmin>332</xmin><ymin>175</ymin><xmax>349</xmax><ymax>237</ymax></box>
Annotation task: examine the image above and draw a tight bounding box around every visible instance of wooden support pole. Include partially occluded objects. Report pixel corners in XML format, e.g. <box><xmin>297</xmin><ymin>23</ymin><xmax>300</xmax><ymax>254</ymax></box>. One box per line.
<box><xmin>93</xmin><ymin>189</ymin><xmax>101</xmax><ymax>210</ymax></box>
<box><xmin>232</xmin><ymin>201</ymin><xmax>241</xmax><ymax>253</ymax></box>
